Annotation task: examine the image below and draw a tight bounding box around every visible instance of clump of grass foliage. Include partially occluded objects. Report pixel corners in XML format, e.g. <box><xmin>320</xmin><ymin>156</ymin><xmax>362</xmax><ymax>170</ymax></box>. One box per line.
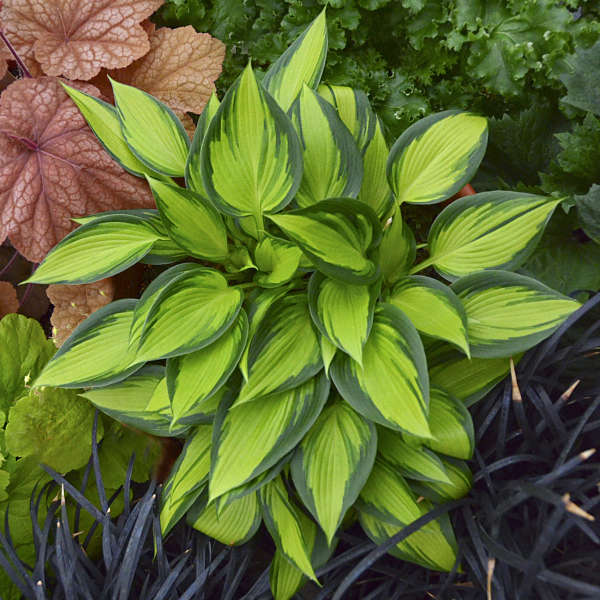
<box><xmin>2</xmin><ymin>294</ymin><xmax>598</xmax><ymax>600</ymax></box>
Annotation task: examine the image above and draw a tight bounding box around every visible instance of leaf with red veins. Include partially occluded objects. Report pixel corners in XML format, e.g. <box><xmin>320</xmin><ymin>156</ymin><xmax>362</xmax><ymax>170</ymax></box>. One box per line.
<box><xmin>0</xmin><ymin>0</ymin><xmax>164</xmax><ymax>81</ymax></box>
<box><xmin>107</xmin><ymin>25</ymin><xmax>225</xmax><ymax>115</ymax></box>
<box><xmin>47</xmin><ymin>277</ymin><xmax>114</xmax><ymax>346</ymax></box>
<box><xmin>0</xmin><ymin>76</ymin><xmax>154</xmax><ymax>263</ymax></box>
<box><xmin>0</xmin><ymin>280</ymin><xmax>18</xmax><ymax>317</ymax></box>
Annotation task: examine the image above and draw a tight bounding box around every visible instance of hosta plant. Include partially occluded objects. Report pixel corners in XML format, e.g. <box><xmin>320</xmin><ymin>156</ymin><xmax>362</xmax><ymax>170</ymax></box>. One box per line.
<box><xmin>25</xmin><ymin>11</ymin><xmax>581</xmax><ymax>600</ymax></box>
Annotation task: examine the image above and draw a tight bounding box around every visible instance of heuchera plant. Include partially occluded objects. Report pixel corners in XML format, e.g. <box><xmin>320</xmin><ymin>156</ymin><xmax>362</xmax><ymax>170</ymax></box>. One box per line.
<box><xmin>26</xmin><ymin>11</ymin><xmax>581</xmax><ymax>599</ymax></box>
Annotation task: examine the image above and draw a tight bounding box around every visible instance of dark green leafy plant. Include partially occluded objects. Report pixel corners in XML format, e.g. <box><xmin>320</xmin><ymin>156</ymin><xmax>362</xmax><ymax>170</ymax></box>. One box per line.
<box><xmin>24</xmin><ymin>12</ymin><xmax>581</xmax><ymax>599</ymax></box>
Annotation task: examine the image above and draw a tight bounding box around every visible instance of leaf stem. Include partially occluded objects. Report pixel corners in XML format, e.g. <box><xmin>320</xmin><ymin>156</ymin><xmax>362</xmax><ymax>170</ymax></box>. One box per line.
<box><xmin>235</xmin><ymin>282</ymin><xmax>256</xmax><ymax>289</ymax></box>
<box><xmin>409</xmin><ymin>256</ymin><xmax>436</xmax><ymax>275</ymax></box>
<box><xmin>0</xmin><ymin>29</ymin><xmax>32</xmax><ymax>78</ymax></box>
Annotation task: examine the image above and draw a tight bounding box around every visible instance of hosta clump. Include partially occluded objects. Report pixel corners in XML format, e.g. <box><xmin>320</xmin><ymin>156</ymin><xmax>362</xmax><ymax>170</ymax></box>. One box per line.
<box><xmin>26</xmin><ymin>11</ymin><xmax>581</xmax><ymax>599</ymax></box>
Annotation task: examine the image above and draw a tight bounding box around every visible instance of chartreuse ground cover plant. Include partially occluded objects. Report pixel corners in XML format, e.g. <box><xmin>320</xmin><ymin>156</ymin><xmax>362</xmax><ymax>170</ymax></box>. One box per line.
<box><xmin>22</xmin><ymin>11</ymin><xmax>581</xmax><ymax>599</ymax></box>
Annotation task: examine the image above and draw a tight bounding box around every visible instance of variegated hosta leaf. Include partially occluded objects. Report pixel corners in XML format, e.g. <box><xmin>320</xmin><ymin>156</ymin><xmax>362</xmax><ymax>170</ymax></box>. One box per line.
<box><xmin>188</xmin><ymin>491</ymin><xmax>261</xmax><ymax>545</ymax></box>
<box><xmin>424</xmin><ymin>387</ymin><xmax>474</xmax><ymax>460</ymax></box>
<box><xmin>254</xmin><ymin>236</ymin><xmax>303</xmax><ymax>288</ymax></box>
<box><xmin>426</xmin><ymin>192</ymin><xmax>563</xmax><ymax>280</ymax></box>
<box><xmin>358</xmin><ymin>459</ymin><xmax>459</xmax><ymax>571</ymax></box>
<box><xmin>25</xmin><ymin>215</ymin><xmax>161</xmax><ymax>284</ymax></box>
<box><xmin>146</xmin><ymin>177</ymin><xmax>228</xmax><ymax>261</ymax></box>
<box><xmin>209</xmin><ymin>375</ymin><xmax>329</xmax><ymax>500</ymax></box>
<box><xmin>410</xmin><ymin>457</ymin><xmax>473</xmax><ymax>503</ymax></box>
<box><xmin>269</xmin><ymin>199</ymin><xmax>382</xmax><ymax>284</ymax></box>
<box><xmin>237</xmin><ymin>295</ymin><xmax>322</xmax><ymax>404</ymax></box>
<box><xmin>376</xmin><ymin>427</ymin><xmax>451</xmax><ymax>484</ymax></box>
<box><xmin>34</xmin><ymin>300</ymin><xmax>142</xmax><ymax>388</ymax></box>
<box><xmin>387</xmin><ymin>110</ymin><xmax>488</xmax><ymax>206</ymax></box>
<box><xmin>378</xmin><ymin>210</ymin><xmax>416</xmax><ymax>285</ymax></box>
<box><xmin>320</xmin><ymin>335</ymin><xmax>337</xmax><ymax>376</ymax></box>
<box><xmin>239</xmin><ymin>286</ymin><xmax>291</xmax><ymax>380</ymax></box>
<box><xmin>186</xmin><ymin>93</ymin><xmax>221</xmax><ymax>196</ymax></box>
<box><xmin>453</xmin><ymin>270</ymin><xmax>580</xmax><ymax>358</ymax></box>
<box><xmin>308</xmin><ymin>272</ymin><xmax>377</xmax><ymax>365</ymax></box>
<box><xmin>331</xmin><ymin>303</ymin><xmax>431</xmax><ymax>438</ymax></box>
<box><xmin>80</xmin><ymin>366</ymin><xmax>187</xmax><ymax>437</ymax></box>
<box><xmin>262</xmin><ymin>9</ymin><xmax>328</xmax><ymax>113</ymax></box>
<box><xmin>358</xmin><ymin>116</ymin><xmax>394</xmax><ymax>218</ymax></box>
<box><xmin>428</xmin><ymin>343</ymin><xmax>513</xmax><ymax>407</ymax></box>
<box><xmin>389</xmin><ymin>275</ymin><xmax>469</xmax><ymax>356</ymax></box>
<box><xmin>318</xmin><ymin>85</ymin><xmax>377</xmax><ymax>155</ymax></box>
<box><xmin>166</xmin><ymin>311</ymin><xmax>248</xmax><ymax>426</ymax></box>
<box><xmin>260</xmin><ymin>476</ymin><xmax>318</xmax><ymax>582</ymax></box>
<box><xmin>62</xmin><ymin>84</ymin><xmax>167</xmax><ymax>179</ymax></box>
<box><xmin>290</xmin><ymin>84</ymin><xmax>362</xmax><ymax>208</ymax></box>
<box><xmin>160</xmin><ymin>424</ymin><xmax>213</xmax><ymax>536</ymax></box>
<box><xmin>201</xmin><ymin>63</ymin><xmax>303</xmax><ymax>221</ymax></box>
<box><xmin>270</xmin><ymin>510</ymin><xmax>324</xmax><ymax>600</ymax></box>
<box><xmin>111</xmin><ymin>78</ymin><xmax>190</xmax><ymax>177</ymax></box>
<box><xmin>131</xmin><ymin>265</ymin><xmax>243</xmax><ymax>362</ymax></box>
<box><xmin>291</xmin><ymin>402</ymin><xmax>377</xmax><ymax>543</ymax></box>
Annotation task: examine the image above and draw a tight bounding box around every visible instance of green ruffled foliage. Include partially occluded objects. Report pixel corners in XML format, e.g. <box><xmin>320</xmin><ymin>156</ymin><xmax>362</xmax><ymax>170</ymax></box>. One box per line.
<box><xmin>27</xmin><ymin>14</ymin><xmax>583</xmax><ymax>600</ymax></box>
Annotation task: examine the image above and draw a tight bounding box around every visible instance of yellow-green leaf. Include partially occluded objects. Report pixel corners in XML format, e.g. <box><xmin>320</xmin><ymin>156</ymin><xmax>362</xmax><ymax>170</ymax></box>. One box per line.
<box><xmin>308</xmin><ymin>272</ymin><xmax>377</xmax><ymax>365</ymax></box>
<box><xmin>146</xmin><ymin>177</ymin><xmax>228</xmax><ymax>261</ymax></box>
<box><xmin>291</xmin><ymin>402</ymin><xmax>376</xmax><ymax>543</ymax></box>
<box><xmin>290</xmin><ymin>84</ymin><xmax>362</xmax><ymax>207</ymax></box>
<box><xmin>410</xmin><ymin>457</ymin><xmax>473</xmax><ymax>503</ymax></box>
<box><xmin>389</xmin><ymin>275</ymin><xmax>470</xmax><ymax>356</ymax></box>
<box><xmin>237</xmin><ymin>295</ymin><xmax>322</xmax><ymax>404</ymax></box>
<box><xmin>452</xmin><ymin>270</ymin><xmax>580</xmax><ymax>358</ymax></box>
<box><xmin>268</xmin><ymin>199</ymin><xmax>381</xmax><ymax>284</ymax></box>
<box><xmin>331</xmin><ymin>303</ymin><xmax>431</xmax><ymax>438</ymax></box>
<box><xmin>201</xmin><ymin>63</ymin><xmax>302</xmax><ymax>222</ymax></box>
<box><xmin>209</xmin><ymin>375</ymin><xmax>329</xmax><ymax>500</ymax></box>
<box><xmin>254</xmin><ymin>236</ymin><xmax>303</xmax><ymax>287</ymax></box>
<box><xmin>387</xmin><ymin>111</ymin><xmax>487</xmax><ymax>205</ymax></box>
<box><xmin>111</xmin><ymin>78</ymin><xmax>190</xmax><ymax>176</ymax></box>
<box><xmin>426</xmin><ymin>192</ymin><xmax>562</xmax><ymax>280</ymax></box>
<box><xmin>377</xmin><ymin>209</ymin><xmax>416</xmax><ymax>285</ymax></box>
<box><xmin>260</xmin><ymin>476</ymin><xmax>318</xmax><ymax>582</ymax></box>
<box><xmin>34</xmin><ymin>300</ymin><xmax>142</xmax><ymax>388</ymax></box>
<box><xmin>166</xmin><ymin>311</ymin><xmax>247</xmax><ymax>426</ymax></box>
<box><xmin>263</xmin><ymin>9</ymin><xmax>328</xmax><ymax>112</ymax></box>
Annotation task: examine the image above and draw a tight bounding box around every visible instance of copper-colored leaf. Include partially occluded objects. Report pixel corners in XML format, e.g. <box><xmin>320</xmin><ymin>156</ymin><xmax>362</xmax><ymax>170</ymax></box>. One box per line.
<box><xmin>0</xmin><ymin>76</ymin><xmax>154</xmax><ymax>262</ymax></box>
<box><xmin>107</xmin><ymin>25</ymin><xmax>225</xmax><ymax>115</ymax></box>
<box><xmin>0</xmin><ymin>280</ymin><xmax>18</xmax><ymax>317</ymax></box>
<box><xmin>1</xmin><ymin>0</ymin><xmax>164</xmax><ymax>80</ymax></box>
<box><xmin>47</xmin><ymin>277</ymin><xmax>115</xmax><ymax>346</ymax></box>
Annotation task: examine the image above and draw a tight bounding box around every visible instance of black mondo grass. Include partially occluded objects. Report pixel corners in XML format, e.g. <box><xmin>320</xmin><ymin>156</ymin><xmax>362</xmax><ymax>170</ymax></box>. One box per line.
<box><xmin>1</xmin><ymin>294</ymin><xmax>600</xmax><ymax>600</ymax></box>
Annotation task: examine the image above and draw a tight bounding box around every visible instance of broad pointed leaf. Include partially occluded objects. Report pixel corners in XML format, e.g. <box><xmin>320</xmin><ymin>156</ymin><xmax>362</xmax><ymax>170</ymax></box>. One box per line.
<box><xmin>237</xmin><ymin>295</ymin><xmax>322</xmax><ymax>404</ymax></box>
<box><xmin>424</xmin><ymin>387</ymin><xmax>474</xmax><ymax>460</ymax></box>
<box><xmin>320</xmin><ymin>335</ymin><xmax>337</xmax><ymax>377</ymax></box>
<box><xmin>188</xmin><ymin>491</ymin><xmax>261</xmax><ymax>546</ymax></box>
<box><xmin>186</xmin><ymin>93</ymin><xmax>221</xmax><ymax>196</ymax></box>
<box><xmin>132</xmin><ymin>266</ymin><xmax>243</xmax><ymax>362</ymax></box>
<box><xmin>389</xmin><ymin>275</ymin><xmax>470</xmax><ymax>356</ymax></box>
<box><xmin>111</xmin><ymin>78</ymin><xmax>190</xmax><ymax>177</ymax></box>
<box><xmin>427</xmin><ymin>192</ymin><xmax>562</xmax><ymax>280</ymax></box>
<box><xmin>387</xmin><ymin>110</ymin><xmax>488</xmax><ymax>205</ymax></box>
<box><xmin>378</xmin><ymin>210</ymin><xmax>416</xmax><ymax>285</ymax></box>
<box><xmin>290</xmin><ymin>84</ymin><xmax>362</xmax><ymax>207</ymax></box>
<box><xmin>291</xmin><ymin>402</ymin><xmax>377</xmax><ymax>543</ymax></box>
<box><xmin>34</xmin><ymin>299</ymin><xmax>142</xmax><ymax>388</ymax></box>
<box><xmin>209</xmin><ymin>375</ymin><xmax>329</xmax><ymax>500</ymax></box>
<box><xmin>377</xmin><ymin>427</ymin><xmax>451</xmax><ymax>484</ymax></box>
<box><xmin>452</xmin><ymin>270</ymin><xmax>580</xmax><ymax>358</ymax></box>
<box><xmin>358</xmin><ymin>459</ymin><xmax>458</xmax><ymax>571</ymax></box>
<box><xmin>308</xmin><ymin>272</ymin><xmax>377</xmax><ymax>365</ymax></box>
<box><xmin>331</xmin><ymin>303</ymin><xmax>431</xmax><ymax>438</ymax></box>
<box><xmin>260</xmin><ymin>476</ymin><xmax>318</xmax><ymax>582</ymax></box>
<box><xmin>25</xmin><ymin>215</ymin><xmax>161</xmax><ymax>285</ymax></box>
<box><xmin>269</xmin><ymin>199</ymin><xmax>382</xmax><ymax>284</ymax></box>
<box><xmin>262</xmin><ymin>9</ymin><xmax>328</xmax><ymax>112</ymax></box>
<box><xmin>166</xmin><ymin>311</ymin><xmax>248</xmax><ymax>426</ymax></box>
<box><xmin>146</xmin><ymin>177</ymin><xmax>228</xmax><ymax>261</ymax></box>
<box><xmin>254</xmin><ymin>236</ymin><xmax>303</xmax><ymax>288</ymax></box>
<box><xmin>160</xmin><ymin>424</ymin><xmax>213</xmax><ymax>536</ymax></box>
<box><xmin>201</xmin><ymin>63</ymin><xmax>303</xmax><ymax>221</ymax></box>
<box><xmin>410</xmin><ymin>457</ymin><xmax>473</xmax><ymax>503</ymax></box>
